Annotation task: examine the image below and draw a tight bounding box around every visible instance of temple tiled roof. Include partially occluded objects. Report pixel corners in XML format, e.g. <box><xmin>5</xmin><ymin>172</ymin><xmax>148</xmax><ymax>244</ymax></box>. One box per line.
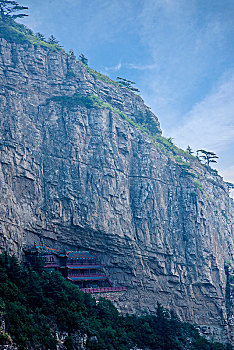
<box><xmin>23</xmin><ymin>245</ymin><xmax>96</xmax><ymax>259</ymax></box>
<box><xmin>23</xmin><ymin>243</ymin><xmax>58</xmax><ymax>255</ymax></box>
<box><xmin>65</xmin><ymin>251</ymin><xmax>96</xmax><ymax>259</ymax></box>
<box><xmin>67</xmin><ymin>265</ymin><xmax>102</xmax><ymax>269</ymax></box>
<box><xmin>23</xmin><ymin>244</ymin><xmax>126</xmax><ymax>294</ymax></box>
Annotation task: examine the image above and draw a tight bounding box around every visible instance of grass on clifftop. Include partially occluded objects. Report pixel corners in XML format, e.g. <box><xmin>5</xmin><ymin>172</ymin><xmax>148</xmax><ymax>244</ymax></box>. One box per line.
<box><xmin>0</xmin><ymin>253</ymin><xmax>231</xmax><ymax>350</ymax></box>
<box><xmin>50</xmin><ymin>92</ymin><xmax>161</xmax><ymax>135</ymax></box>
<box><xmin>0</xmin><ymin>18</ymin><xmax>203</xmax><ymax>171</ymax></box>
<box><xmin>86</xmin><ymin>66</ymin><xmax>119</xmax><ymax>86</ymax></box>
<box><xmin>0</xmin><ymin>18</ymin><xmax>215</xmax><ymax>176</ymax></box>
<box><xmin>0</xmin><ymin>18</ymin><xmax>62</xmax><ymax>51</ymax></box>
<box><xmin>49</xmin><ymin>92</ymin><xmax>197</xmax><ymax>169</ymax></box>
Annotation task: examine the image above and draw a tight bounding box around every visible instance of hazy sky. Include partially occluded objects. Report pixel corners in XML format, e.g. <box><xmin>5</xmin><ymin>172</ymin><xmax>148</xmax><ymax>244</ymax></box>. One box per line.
<box><xmin>19</xmin><ymin>0</ymin><xmax>234</xmax><ymax>191</ymax></box>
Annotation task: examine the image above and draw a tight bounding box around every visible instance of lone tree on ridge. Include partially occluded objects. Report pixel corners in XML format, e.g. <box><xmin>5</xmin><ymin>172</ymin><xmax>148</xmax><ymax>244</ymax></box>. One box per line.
<box><xmin>68</xmin><ymin>49</ymin><xmax>75</xmax><ymax>56</ymax></box>
<box><xmin>48</xmin><ymin>35</ymin><xmax>60</xmax><ymax>45</ymax></box>
<box><xmin>0</xmin><ymin>0</ymin><xmax>28</xmax><ymax>22</ymax></box>
<box><xmin>35</xmin><ymin>32</ymin><xmax>46</xmax><ymax>41</ymax></box>
<box><xmin>116</xmin><ymin>77</ymin><xmax>140</xmax><ymax>93</ymax></box>
<box><xmin>186</xmin><ymin>145</ymin><xmax>193</xmax><ymax>155</ymax></box>
<box><xmin>79</xmin><ymin>53</ymin><xmax>88</xmax><ymax>65</ymax></box>
<box><xmin>197</xmin><ymin>149</ymin><xmax>219</xmax><ymax>167</ymax></box>
<box><xmin>225</xmin><ymin>182</ymin><xmax>234</xmax><ymax>193</ymax></box>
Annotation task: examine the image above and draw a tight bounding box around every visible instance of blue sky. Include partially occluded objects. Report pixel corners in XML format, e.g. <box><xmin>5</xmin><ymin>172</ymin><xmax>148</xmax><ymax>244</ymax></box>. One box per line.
<box><xmin>19</xmin><ymin>0</ymin><xmax>234</xmax><ymax>194</ymax></box>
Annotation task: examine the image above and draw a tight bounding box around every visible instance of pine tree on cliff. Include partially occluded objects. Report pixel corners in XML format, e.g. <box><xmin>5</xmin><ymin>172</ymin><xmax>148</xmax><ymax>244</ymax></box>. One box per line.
<box><xmin>48</xmin><ymin>35</ymin><xmax>59</xmax><ymax>44</ymax></box>
<box><xmin>0</xmin><ymin>0</ymin><xmax>28</xmax><ymax>22</ymax></box>
<box><xmin>116</xmin><ymin>76</ymin><xmax>140</xmax><ymax>92</ymax></box>
<box><xmin>186</xmin><ymin>145</ymin><xmax>193</xmax><ymax>155</ymax></box>
<box><xmin>35</xmin><ymin>32</ymin><xmax>46</xmax><ymax>41</ymax></box>
<box><xmin>225</xmin><ymin>181</ymin><xmax>234</xmax><ymax>192</ymax></box>
<box><xmin>79</xmin><ymin>53</ymin><xmax>88</xmax><ymax>65</ymax></box>
<box><xmin>197</xmin><ymin>149</ymin><xmax>219</xmax><ymax>167</ymax></box>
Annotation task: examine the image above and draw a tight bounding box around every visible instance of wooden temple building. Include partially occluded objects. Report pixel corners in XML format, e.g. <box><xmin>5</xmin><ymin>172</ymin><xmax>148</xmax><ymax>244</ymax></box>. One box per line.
<box><xmin>23</xmin><ymin>243</ymin><xmax>126</xmax><ymax>297</ymax></box>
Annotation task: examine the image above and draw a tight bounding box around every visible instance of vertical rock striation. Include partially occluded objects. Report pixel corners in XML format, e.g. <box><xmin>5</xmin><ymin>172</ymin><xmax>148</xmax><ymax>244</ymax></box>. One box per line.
<box><xmin>0</xmin><ymin>38</ymin><xmax>233</xmax><ymax>342</ymax></box>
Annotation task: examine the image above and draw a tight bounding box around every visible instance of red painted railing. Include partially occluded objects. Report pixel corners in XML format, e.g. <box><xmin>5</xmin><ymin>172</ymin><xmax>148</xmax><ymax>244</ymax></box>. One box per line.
<box><xmin>67</xmin><ymin>264</ymin><xmax>103</xmax><ymax>269</ymax></box>
<box><xmin>44</xmin><ymin>264</ymin><xmax>59</xmax><ymax>268</ymax></box>
<box><xmin>68</xmin><ymin>273</ymin><xmax>108</xmax><ymax>278</ymax></box>
<box><xmin>81</xmin><ymin>286</ymin><xmax>127</xmax><ymax>293</ymax></box>
<box><xmin>67</xmin><ymin>263</ymin><xmax>104</xmax><ymax>267</ymax></box>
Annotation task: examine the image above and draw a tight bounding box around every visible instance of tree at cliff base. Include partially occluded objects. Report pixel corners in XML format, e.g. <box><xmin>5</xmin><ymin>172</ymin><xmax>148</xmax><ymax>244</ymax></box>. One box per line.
<box><xmin>0</xmin><ymin>253</ymin><xmax>231</xmax><ymax>350</ymax></box>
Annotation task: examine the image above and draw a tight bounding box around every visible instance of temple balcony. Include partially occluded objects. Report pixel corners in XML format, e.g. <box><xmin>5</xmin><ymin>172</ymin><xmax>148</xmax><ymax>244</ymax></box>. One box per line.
<box><xmin>81</xmin><ymin>286</ymin><xmax>127</xmax><ymax>293</ymax></box>
<box><xmin>68</xmin><ymin>273</ymin><xmax>108</xmax><ymax>278</ymax></box>
<box><xmin>66</xmin><ymin>261</ymin><xmax>99</xmax><ymax>266</ymax></box>
<box><xmin>67</xmin><ymin>275</ymin><xmax>109</xmax><ymax>281</ymax></box>
<box><xmin>44</xmin><ymin>263</ymin><xmax>59</xmax><ymax>268</ymax></box>
<box><xmin>66</xmin><ymin>264</ymin><xmax>104</xmax><ymax>269</ymax></box>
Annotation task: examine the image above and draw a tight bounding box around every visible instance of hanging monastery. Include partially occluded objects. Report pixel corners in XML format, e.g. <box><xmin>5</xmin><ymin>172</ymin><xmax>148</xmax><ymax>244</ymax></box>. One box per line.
<box><xmin>23</xmin><ymin>243</ymin><xmax>126</xmax><ymax>300</ymax></box>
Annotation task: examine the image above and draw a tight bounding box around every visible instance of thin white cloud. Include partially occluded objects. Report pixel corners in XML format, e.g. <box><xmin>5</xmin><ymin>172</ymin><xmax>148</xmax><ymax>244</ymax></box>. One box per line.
<box><xmin>126</xmin><ymin>63</ymin><xmax>158</xmax><ymax>70</ymax></box>
<box><xmin>137</xmin><ymin>0</ymin><xmax>234</xmax><ymax>130</ymax></box>
<box><xmin>20</xmin><ymin>0</ymin><xmax>234</xmax><ymax>189</ymax></box>
<box><xmin>167</xmin><ymin>72</ymin><xmax>234</xmax><ymax>191</ymax></box>
<box><xmin>104</xmin><ymin>62</ymin><xmax>157</xmax><ymax>72</ymax></box>
<box><xmin>221</xmin><ymin>165</ymin><xmax>234</xmax><ymax>183</ymax></box>
<box><xmin>104</xmin><ymin>62</ymin><xmax>122</xmax><ymax>72</ymax></box>
<box><xmin>221</xmin><ymin>165</ymin><xmax>234</xmax><ymax>198</ymax></box>
<box><xmin>169</xmin><ymin>73</ymin><xmax>234</xmax><ymax>153</ymax></box>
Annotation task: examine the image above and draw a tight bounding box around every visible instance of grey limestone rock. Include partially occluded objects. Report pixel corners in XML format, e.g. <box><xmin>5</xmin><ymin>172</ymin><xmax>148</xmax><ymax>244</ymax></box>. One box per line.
<box><xmin>0</xmin><ymin>38</ymin><xmax>233</xmax><ymax>343</ymax></box>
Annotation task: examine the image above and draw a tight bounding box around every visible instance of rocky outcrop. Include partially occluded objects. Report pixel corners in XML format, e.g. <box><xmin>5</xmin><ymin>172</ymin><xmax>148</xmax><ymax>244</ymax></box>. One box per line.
<box><xmin>0</xmin><ymin>38</ymin><xmax>233</xmax><ymax>343</ymax></box>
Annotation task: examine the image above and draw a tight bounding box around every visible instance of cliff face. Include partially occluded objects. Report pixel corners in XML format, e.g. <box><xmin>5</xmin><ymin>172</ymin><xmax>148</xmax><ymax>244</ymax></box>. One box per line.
<box><xmin>0</xmin><ymin>38</ymin><xmax>233</xmax><ymax>342</ymax></box>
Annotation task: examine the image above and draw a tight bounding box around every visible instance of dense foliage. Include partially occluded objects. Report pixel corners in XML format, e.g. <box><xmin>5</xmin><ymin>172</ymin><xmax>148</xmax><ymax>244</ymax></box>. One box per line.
<box><xmin>0</xmin><ymin>253</ymin><xmax>230</xmax><ymax>350</ymax></box>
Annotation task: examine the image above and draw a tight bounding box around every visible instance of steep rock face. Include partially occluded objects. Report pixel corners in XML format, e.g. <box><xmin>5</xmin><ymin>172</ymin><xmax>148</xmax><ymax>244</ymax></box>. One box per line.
<box><xmin>0</xmin><ymin>38</ymin><xmax>233</xmax><ymax>343</ymax></box>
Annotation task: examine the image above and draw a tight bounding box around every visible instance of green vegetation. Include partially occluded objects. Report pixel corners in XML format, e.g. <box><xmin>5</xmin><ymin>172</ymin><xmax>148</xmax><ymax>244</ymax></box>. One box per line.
<box><xmin>0</xmin><ymin>17</ymin><xmax>62</xmax><ymax>51</ymax></box>
<box><xmin>86</xmin><ymin>65</ymin><xmax>119</xmax><ymax>85</ymax></box>
<box><xmin>193</xmin><ymin>179</ymin><xmax>215</xmax><ymax>202</ymax></box>
<box><xmin>68</xmin><ymin>49</ymin><xmax>75</xmax><ymax>56</ymax></box>
<box><xmin>186</xmin><ymin>145</ymin><xmax>194</xmax><ymax>155</ymax></box>
<box><xmin>197</xmin><ymin>150</ymin><xmax>219</xmax><ymax>167</ymax></box>
<box><xmin>116</xmin><ymin>77</ymin><xmax>140</xmax><ymax>93</ymax></box>
<box><xmin>35</xmin><ymin>32</ymin><xmax>46</xmax><ymax>41</ymax></box>
<box><xmin>66</xmin><ymin>69</ymin><xmax>76</xmax><ymax>79</ymax></box>
<box><xmin>0</xmin><ymin>4</ymin><xmax>220</xmax><ymax>181</ymax></box>
<box><xmin>135</xmin><ymin>109</ymin><xmax>159</xmax><ymax>135</ymax></box>
<box><xmin>190</xmin><ymin>192</ymin><xmax>197</xmax><ymax>201</ymax></box>
<box><xmin>225</xmin><ymin>182</ymin><xmax>234</xmax><ymax>192</ymax></box>
<box><xmin>0</xmin><ymin>253</ymin><xmax>230</xmax><ymax>350</ymax></box>
<box><xmin>150</xmin><ymin>135</ymin><xmax>186</xmax><ymax>155</ymax></box>
<box><xmin>47</xmin><ymin>34</ymin><xmax>60</xmax><ymax>46</ymax></box>
<box><xmin>50</xmin><ymin>92</ymin><xmax>160</xmax><ymax>134</ymax></box>
<box><xmin>172</xmin><ymin>156</ymin><xmax>196</xmax><ymax>178</ymax></box>
<box><xmin>0</xmin><ymin>331</ymin><xmax>11</xmax><ymax>345</ymax></box>
<box><xmin>0</xmin><ymin>9</ymin><xmax>216</xmax><ymax>179</ymax></box>
<box><xmin>224</xmin><ymin>262</ymin><xmax>233</xmax><ymax>320</ymax></box>
<box><xmin>79</xmin><ymin>53</ymin><xmax>88</xmax><ymax>65</ymax></box>
<box><xmin>49</xmin><ymin>92</ymin><xmax>200</xmax><ymax>174</ymax></box>
<box><xmin>49</xmin><ymin>93</ymin><xmax>104</xmax><ymax>109</ymax></box>
<box><xmin>80</xmin><ymin>60</ymin><xmax>140</xmax><ymax>95</ymax></box>
<box><xmin>148</xmin><ymin>134</ymin><xmax>197</xmax><ymax>171</ymax></box>
<box><xmin>193</xmin><ymin>179</ymin><xmax>204</xmax><ymax>192</ymax></box>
